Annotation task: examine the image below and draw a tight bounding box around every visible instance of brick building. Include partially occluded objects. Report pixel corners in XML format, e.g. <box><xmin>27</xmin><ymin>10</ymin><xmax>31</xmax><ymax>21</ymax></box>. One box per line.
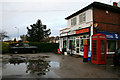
<box><xmin>59</xmin><ymin>2</ymin><xmax>120</xmax><ymax>56</ymax></box>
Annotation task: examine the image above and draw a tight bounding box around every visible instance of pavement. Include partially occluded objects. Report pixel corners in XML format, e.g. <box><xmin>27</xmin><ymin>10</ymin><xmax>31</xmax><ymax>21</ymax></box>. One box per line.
<box><xmin>1</xmin><ymin>53</ymin><xmax>120</xmax><ymax>79</ymax></box>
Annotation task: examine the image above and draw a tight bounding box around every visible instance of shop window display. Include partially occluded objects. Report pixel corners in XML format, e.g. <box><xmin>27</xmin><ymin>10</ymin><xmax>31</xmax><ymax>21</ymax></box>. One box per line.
<box><xmin>80</xmin><ymin>39</ymin><xmax>84</xmax><ymax>52</ymax></box>
<box><xmin>63</xmin><ymin>40</ymin><xmax>67</xmax><ymax>48</ymax></box>
<box><xmin>107</xmin><ymin>40</ymin><xmax>116</xmax><ymax>52</ymax></box>
<box><xmin>80</xmin><ymin>39</ymin><xmax>90</xmax><ymax>52</ymax></box>
<box><xmin>69</xmin><ymin>40</ymin><xmax>75</xmax><ymax>50</ymax></box>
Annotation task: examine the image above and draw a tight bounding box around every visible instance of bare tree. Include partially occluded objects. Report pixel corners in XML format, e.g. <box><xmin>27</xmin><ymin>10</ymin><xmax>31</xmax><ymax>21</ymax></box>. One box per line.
<box><xmin>0</xmin><ymin>31</ymin><xmax>9</xmax><ymax>42</ymax></box>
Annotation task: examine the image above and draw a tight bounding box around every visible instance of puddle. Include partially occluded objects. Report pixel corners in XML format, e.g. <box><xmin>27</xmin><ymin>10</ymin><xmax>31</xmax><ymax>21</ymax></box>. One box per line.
<box><xmin>3</xmin><ymin>63</ymin><xmax>28</xmax><ymax>75</ymax></box>
<box><xmin>2</xmin><ymin>56</ymin><xmax>60</xmax><ymax>78</ymax></box>
<box><xmin>49</xmin><ymin>61</ymin><xmax>60</xmax><ymax>68</ymax></box>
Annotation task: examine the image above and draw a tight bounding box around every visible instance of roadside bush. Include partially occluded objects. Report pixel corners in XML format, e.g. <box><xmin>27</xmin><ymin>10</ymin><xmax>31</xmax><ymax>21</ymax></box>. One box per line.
<box><xmin>29</xmin><ymin>42</ymin><xmax>59</xmax><ymax>53</ymax></box>
<box><xmin>2</xmin><ymin>42</ymin><xmax>9</xmax><ymax>54</ymax></box>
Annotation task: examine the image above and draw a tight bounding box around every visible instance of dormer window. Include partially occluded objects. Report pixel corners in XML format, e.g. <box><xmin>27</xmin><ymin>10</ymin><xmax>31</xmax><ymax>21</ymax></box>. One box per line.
<box><xmin>79</xmin><ymin>13</ymin><xmax>86</xmax><ymax>23</ymax></box>
<box><xmin>71</xmin><ymin>17</ymin><xmax>76</xmax><ymax>26</ymax></box>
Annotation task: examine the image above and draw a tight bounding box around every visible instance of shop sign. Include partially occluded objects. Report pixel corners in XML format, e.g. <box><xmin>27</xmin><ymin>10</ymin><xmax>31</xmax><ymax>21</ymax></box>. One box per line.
<box><xmin>73</xmin><ymin>31</ymin><xmax>75</xmax><ymax>34</ymax></box>
<box><xmin>68</xmin><ymin>31</ymin><xmax>75</xmax><ymax>35</ymax></box>
<box><xmin>97</xmin><ymin>32</ymin><xmax>120</xmax><ymax>40</ymax></box>
<box><xmin>60</xmin><ymin>33</ymin><xmax>68</xmax><ymax>37</ymax></box>
<box><xmin>106</xmin><ymin>34</ymin><xmax>119</xmax><ymax>40</ymax></box>
<box><xmin>76</xmin><ymin>28</ymin><xmax>89</xmax><ymax>34</ymax></box>
<box><xmin>83</xmin><ymin>39</ymin><xmax>88</xmax><ymax>45</ymax></box>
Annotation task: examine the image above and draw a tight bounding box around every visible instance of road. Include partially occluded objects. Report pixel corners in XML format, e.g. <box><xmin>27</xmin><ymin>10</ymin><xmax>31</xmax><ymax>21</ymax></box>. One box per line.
<box><xmin>1</xmin><ymin>53</ymin><xmax>120</xmax><ymax>79</ymax></box>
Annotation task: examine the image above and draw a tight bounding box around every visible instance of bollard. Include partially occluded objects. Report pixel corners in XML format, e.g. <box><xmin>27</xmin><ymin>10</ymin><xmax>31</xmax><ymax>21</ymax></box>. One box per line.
<box><xmin>83</xmin><ymin>44</ymin><xmax>88</xmax><ymax>62</ymax></box>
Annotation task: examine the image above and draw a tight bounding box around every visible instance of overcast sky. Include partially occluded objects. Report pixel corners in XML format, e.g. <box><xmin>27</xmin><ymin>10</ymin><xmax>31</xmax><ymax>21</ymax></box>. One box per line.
<box><xmin>0</xmin><ymin>0</ymin><xmax>119</xmax><ymax>40</ymax></box>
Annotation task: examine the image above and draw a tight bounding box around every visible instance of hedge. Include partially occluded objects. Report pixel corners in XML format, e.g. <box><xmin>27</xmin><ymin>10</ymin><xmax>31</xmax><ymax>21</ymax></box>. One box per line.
<box><xmin>29</xmin><ymin>42</ymin><xmax>59</xmax><ymax>53</ymax></box>
<box><xmin>2</xmin><ymin>42</ymin><xmax>9</xmax><ymax>53</ymax></box>
<box><xmin>2</xmin><ymin>42</ymin><xmax>59</xmax><ymax>54</ymax></box>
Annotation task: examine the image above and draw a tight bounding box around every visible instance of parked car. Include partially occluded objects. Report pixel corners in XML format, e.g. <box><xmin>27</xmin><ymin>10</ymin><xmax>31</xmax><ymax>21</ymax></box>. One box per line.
<box><xmin>113</xmin><ymin>48</ymin><xmax>120</xmax><ymax>66</ymax></box>
<box><xmin>9</xmin><ymin>43</ymin><xmax>37</xmax><ymax>54</ymax></box>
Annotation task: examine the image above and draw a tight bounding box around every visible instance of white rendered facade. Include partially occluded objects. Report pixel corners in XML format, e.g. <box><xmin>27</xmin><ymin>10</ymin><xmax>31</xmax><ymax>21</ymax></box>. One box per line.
<box><xmin>60</xmin><ymin>8</ymin><xmax>93</xmax><ymax>56</ymax></box>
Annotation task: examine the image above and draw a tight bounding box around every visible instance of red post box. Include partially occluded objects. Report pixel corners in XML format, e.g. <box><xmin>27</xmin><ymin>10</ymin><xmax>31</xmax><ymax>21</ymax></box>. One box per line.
<box><xmin>83</xmin><ymin>44</ymin><xmax>89</xmax><ymax>62</ymax></box>
<box><xmin>91</xmin><ymin>33</ymin><xmax>107</xmax><ymax>64</ymax></box>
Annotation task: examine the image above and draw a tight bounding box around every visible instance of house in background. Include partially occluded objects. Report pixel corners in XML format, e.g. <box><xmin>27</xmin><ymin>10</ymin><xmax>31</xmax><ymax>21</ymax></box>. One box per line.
<box><xmin>49</xmin><ymin>36</ymin><xmax>59</xmax><ymax>43</ymax></box>
<box><xmin>59</xmin><ymin>2</ymin><xmax>120</xmax><ymax>56</ymax></box>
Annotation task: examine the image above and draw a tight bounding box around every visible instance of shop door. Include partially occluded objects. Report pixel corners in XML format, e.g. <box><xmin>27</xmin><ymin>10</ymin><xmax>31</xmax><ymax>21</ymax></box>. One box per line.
<box><xmin>76</xmin><ymin>38</ymin><xmax>80</xmax><ymax>54</ymax></box>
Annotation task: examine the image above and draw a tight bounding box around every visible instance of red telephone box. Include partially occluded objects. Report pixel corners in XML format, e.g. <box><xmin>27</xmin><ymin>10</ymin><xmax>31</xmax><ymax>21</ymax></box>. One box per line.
<box><xmin>91</xmin><ymin>33</ymin><xmax>107</xmax><ymax>64</ymax></box>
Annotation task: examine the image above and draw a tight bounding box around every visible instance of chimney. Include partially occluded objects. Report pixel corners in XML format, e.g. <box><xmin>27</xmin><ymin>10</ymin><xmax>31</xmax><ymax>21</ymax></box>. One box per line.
<box><xmin>113</xmin><ymin>2</ymin><xmax>118</xmax><ymax>7</ymax></box>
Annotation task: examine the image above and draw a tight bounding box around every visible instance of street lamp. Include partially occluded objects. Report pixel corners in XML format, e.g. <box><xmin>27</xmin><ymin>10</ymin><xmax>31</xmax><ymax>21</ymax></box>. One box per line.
<box><xmin>15</xmin><ymin>27</ymin><xmax>19</xmax><ymax>40</ymax></box>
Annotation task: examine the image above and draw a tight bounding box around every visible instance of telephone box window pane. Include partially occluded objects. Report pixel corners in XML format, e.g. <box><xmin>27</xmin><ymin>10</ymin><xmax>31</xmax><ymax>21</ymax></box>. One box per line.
<box><xmin>92</xmin><ymin>40</ymin><xmax>97</xmax><ymax>60</ymax></box>
<box><xmin>108</xmin><ymin>40</ymin><xmax>116</xmax><ymax>52</ymax></box>
<box><xmin>101</xmin><ymin>40</ymin><xmax>105</xmax><ymax>61</ymax></box>
<box><xmin>101</xmin><ymin>40</ymin><xmax>105</xmax><ymax>53</ymax></box>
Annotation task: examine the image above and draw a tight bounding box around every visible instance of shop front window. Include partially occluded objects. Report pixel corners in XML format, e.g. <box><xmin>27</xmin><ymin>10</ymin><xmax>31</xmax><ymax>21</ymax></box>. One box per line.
<box><xmin>63</xmin><ymin>40</ymin><xmax>66</xmax><ymax>48</ymax></box>
<box><xmin>76</xmin><ymin>39</ymin><xmax>79</xmax><ymax>47</ymax></box>
<box><xmin>69</xmin><ymin>40</ymin><xmax>75</xmax><ymax>50</ymax></box>
<box><xmin>107</xmin><ymin>40</ymin><xmax>116</xmax><ymax>52</ymax></box>
<box><xmin>76</xmin><ymin>48</ymin><xmax>79</xmax><ymax>53</ymax></box>
<box><xmin>80</xmin><ymin>39</ymin><xmax>90</xmax><ymax>52</ymax></box>
<box><xmin>80</xmin><ymin>39</ymin><xmax>84</xmax><ymax>52</ymax></box>
<box><xmin>76</xmin><ymin>38</ymin><xmax>80</xmax><ymax>53</ymax></box>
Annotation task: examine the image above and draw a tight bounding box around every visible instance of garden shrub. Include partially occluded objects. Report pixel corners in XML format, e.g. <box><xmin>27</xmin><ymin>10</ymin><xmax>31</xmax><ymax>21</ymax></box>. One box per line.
<box><xmin>2</xmin><ymin>42</ymin><xmax>9</xmax><ymax>54</ymax></box>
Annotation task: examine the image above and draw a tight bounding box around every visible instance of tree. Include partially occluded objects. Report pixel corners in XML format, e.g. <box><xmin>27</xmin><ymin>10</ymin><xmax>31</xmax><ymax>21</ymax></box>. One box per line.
<box><xmin>20</xmin><ymin>35</ymin><xmax>27</xmax><ymax>41</ymax></box>
<box><xmin>0</xmin><ymin>31</ymin><xmax>9</xmax><ymax>42</ymax></box>
<box><xmin>13</xmin><ymin>38</ymin><xmax>16</xmax><ymax>42</ymax></box>
<box><xmin>26</xmin><ymin>19</ymin><xmax>51</xmax><ymax>42</ymax></box>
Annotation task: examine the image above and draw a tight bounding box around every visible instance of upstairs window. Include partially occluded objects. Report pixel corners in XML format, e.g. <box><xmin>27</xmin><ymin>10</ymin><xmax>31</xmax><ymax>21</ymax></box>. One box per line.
<box><xmin>79</xmin><ymin>13</ymin><xmax>86</xmax><ymax>23</ymax></box>
<box><xmin>71</xmin><ymin>17</ymin><xmax>76</xmax><ymax>26</ymax></box>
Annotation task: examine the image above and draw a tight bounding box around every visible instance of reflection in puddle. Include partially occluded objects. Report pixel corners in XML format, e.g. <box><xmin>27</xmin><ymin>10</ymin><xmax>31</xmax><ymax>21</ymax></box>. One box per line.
<box><xmin>2</xmin><ymin>56</ymin><xmax>52</xmax><ymax>77</ymax></box>
<box><xmin>49</xmin><ymin>61</ymin><xmax>60</xmax><ymax>68</ymax></box>
<box><xmin>3</xmin><ymin>63</ymin><xmax>28</xmax><ymax>75</ymax></box>
<box><xmin>26</xmin><ymin>59</ymin><xmax>50</xmax><ymax>76</ymax></box>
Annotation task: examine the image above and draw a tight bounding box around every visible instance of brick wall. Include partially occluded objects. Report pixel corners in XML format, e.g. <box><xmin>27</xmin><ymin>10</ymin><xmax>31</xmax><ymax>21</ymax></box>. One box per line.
<box><xmin>93</xmin><ymin>8</ymin><xmax>120</xmax><ymax>48</ymax></box>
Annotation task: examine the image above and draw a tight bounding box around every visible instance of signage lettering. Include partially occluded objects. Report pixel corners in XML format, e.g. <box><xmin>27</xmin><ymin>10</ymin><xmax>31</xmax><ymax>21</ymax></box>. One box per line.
<box><xmin>115</xmin><ymin>34</ymin><xmax>118</xmax><ymax>39</ymax></box>
<box><xmin>98</xmin><ymin>32</ymin><xmax>119</xmax><ymax>40</ymax></box>
<box><xmin>76</xmin><ymin>28</ymin><xmax>89</xmax><ymax>34</ymax></box>
<box><xmin>106</xmin><ymin>35</ymin><xmax>113</xmax><ymax>38</ymax></box>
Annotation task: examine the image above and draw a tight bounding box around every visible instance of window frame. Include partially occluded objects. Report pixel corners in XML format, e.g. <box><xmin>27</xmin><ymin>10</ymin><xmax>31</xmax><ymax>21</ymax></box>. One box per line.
<box><xmin>79</xmin><ymin>13</ymin><xmax>86</xmax><ymax>24</ymax></box>
<box><xmin>71</xmin><ymin>17</ymin><xmax>77</xmax><ymax>26</ymax></box>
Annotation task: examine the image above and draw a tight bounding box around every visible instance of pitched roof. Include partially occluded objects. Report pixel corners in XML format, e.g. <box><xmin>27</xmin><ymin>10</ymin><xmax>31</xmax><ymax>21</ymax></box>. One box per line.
<box><xmin>65</xmin><ymin>2</ymin><xmax>120</xmax><ymax>20</ymax></box>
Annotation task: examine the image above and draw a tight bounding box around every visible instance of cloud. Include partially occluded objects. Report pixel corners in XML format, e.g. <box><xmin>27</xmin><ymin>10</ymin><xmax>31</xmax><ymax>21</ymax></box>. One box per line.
<box><xmin>1</xmin><ymin>0</ymin><xmax>118</xmax><ymax>41</ymax></box>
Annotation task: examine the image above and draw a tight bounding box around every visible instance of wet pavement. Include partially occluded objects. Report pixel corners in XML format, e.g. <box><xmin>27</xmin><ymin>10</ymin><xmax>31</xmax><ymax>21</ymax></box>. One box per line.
<box><xmin>1</xmin><ymin>53</ymin><xmax>120</xmax><ymax>78</ymax></box>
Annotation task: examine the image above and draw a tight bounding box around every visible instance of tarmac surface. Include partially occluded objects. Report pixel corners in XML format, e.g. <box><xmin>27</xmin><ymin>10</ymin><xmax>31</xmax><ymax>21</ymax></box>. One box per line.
<box><xmin>1</xmin><ymin>53</ymin><xmax>120</xmax><ymax>79</ymax></box>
